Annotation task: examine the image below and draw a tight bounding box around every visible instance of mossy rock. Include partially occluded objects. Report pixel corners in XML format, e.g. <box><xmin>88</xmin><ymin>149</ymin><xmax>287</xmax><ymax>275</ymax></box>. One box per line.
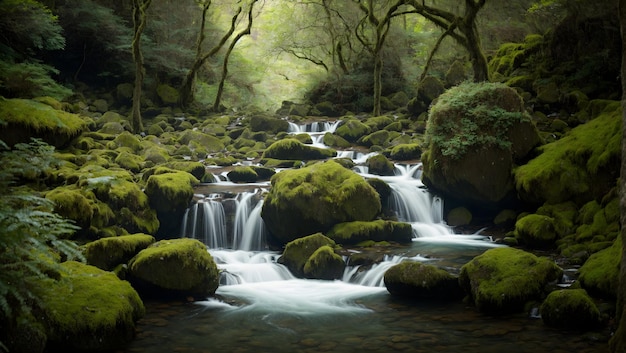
<box><xmin>514</xmin><ymin>214</ymin><xmax>557</xmax><ymax>249</ymax></box>
<box><xmin>262</xmin><ymin>138</ymin><xmax>336</xmax><ymax>161</ymax></box>
<box><xmin>407</xmin><ymin>76</ymin><xmax>445</xmax><ymax>116</ymax></box>
<box><xmin>114</xmin><ymin>151</ymin><xmax>144</xmax><ymax>172</ymax></box>
<box><xmin>164</xmin><ymin>161</ymin><xmax>206</xmax><ymax>180</ymax></box>
<box><xmin>578</xmin><ymin>236</ymin><xmax>621</xmax><ymax>299</ymax></box>
<box><xmin>384</xmin><ymin>261</ymin><xmax>463</xmax><ymax>300</ymax></box>
<box><xmin>365</xmin><ymin>116</ymin><xmax>394</xmax><ymax>130</ymax></box>
<box><xmin>227</xmin><ymin>166</ymin><xmax>259</xmax><ymax>183</ymax></box>
<box><xmin>178</xmin><ymin>130</ymin><xmax>225</xmax><ymax>153</ymax></box>
<box><xmin>156</xmin><ymin>84</ymin><xmax>179</xmax><ymax>105</ymax></box>
<box><xmin>360</xmin><ymin>130</ymin><xmax>391</xmax><ymax>148</ymax></box>
<box><xmin>128</xmin><ymin>238</ymin><xmax>219</xmax><ymax>298</ymax></box>
<box><xmin>250</xmin><ymin>165</ymin><xmax>275</xmax><ymax>180</ymax></box>
<box><xmin>366</xmin><ymin>154</ymin><xmax>395</xmax><ymax>176</ymax></box>
<box><xmin>540</xmin><ymin>289</ymin><xmax>601</xmax><ymax>330</ymax></box>
<box><xmin>536</xmin><ymin>201</ymin><xmax>578</xmax><ymax>238</ymax></box>
<box><xmin>278</xmin><ymin>233</ymin><xmax>337</xmax><ymax>278</ymax></box>
<box><xmin>84</xmin><ymin>234</ymin><xmax>156</xmax><ymax>271</ymax></box>
<box><xmin>323</xmin><ymin>132</ymin><xmax>351</xmax><ymax>148</ymax></box>
<box><xmin>326</xmin><ymin>220</ymin><xmax>412</xmax><ymax>245</ymax></box>
<box><xmin>514</xmin><ymin>100</ymin><xmax>621</xmax><ymax>205</ymax></box>
<box><xmin>249</xmin><ymin>115</ymin><xmax>289</xmax><ymax>133</ymax></box>
<box><xmin>0</xmin><ymin>98</ymin><xmax>86</xmax><ymax>148</ymax></box>
<box><xmin>45</xmin><ymin>186</ymin><xmax>96</xmax><ymax>231</ymax></box>
<box><xmin>334</xmin><ymin>119</ymin><xmax>371</xmax><ymax>143</ymax></box>
<box><xmin>447</xmin><ymin>207</ymin><xmax>472</xmax><ymax>227</ymax></box>
<box><xmin>39</xmin><ymin>261</ymin><xmax>145</xmax><ymax>351</ymax></box>
<box><xmin>389</xmin><ymin>143</ymin><xmax>422</xmax><ymax>161</ymax></box>
<box><xmin>303</xmin><ymin>245</ymin><xmax>346</xmax><ymax>280</ymax></box>
<box><xmin>262</xmin><ymin>160</ymin><xmax>381</xmax><ymax>244</ymax></box>
<box><xmin>459</xmin><ymin>247</ymin><xmax>563</xmax><ymax>314</ymax></box>
<box><xmin>422</xmin><ymin>82</ymin><xmax>542</xmax><ymax>207</ymax></box>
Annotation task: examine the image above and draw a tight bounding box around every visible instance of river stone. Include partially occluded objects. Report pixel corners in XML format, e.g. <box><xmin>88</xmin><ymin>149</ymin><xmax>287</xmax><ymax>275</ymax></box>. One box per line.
<box><xmin>384</xmin><ymin>261</ymin><xmax>462</xmax><ymax>300</ymax></box>
<box><xmin>326</xmin><ymin>220</ymin><xmax>412</xmax><ymax>245</ymax></box>
<box><xmin>83</xmin><ymin>233</ymin><xmax>156</xmax><ymax>271</ymax></box>
<box><xmin>540</xmin><ymin>289</ymin><xmax>600</xmax><ymax>329</ymax></box>
<box><xmin>421</xmin><ymin>82</ymin><xmax>541</xmax><ymax>209</ymax></box>
<box><xmin>278</xmin><ymin>233</ymin><xmax>337</xmax><ymax>278</ymax></box>
<box><xmin>261</xmin><ymin>160</ymin><xmax>381</xmax><ymax>244</ymax></box>
<box><xmin>577</xmin><ymin>235</ymin><xmax>621</xmax><ymax>299</ymax></box>
<box><xmin>459</xmin><ymin>247</ymin><xmax>563</xmax><ymax>314</ymax></box>
<box><xmin>39</xmin><ymin>261</ymin><xmax>145</xmax><ymax>351</ymax></box>
<box><xmin>303</xmin><ymin>245</ymin><xmax>346</xmax><ymax>280</ymax></box>
<box><xmin>514</xmin><ymin>214</ymin><xmax>557</xmax><ymax>248</ymax></box>
<box><xmin>261</xmin><ymin>138</ymin><xmax>336</xmax><ymax>161</ymax></box>
<box><xmin>128</xmin><ymin>238</ymin><xmax>219</xmax><ymax>299</ymax></box>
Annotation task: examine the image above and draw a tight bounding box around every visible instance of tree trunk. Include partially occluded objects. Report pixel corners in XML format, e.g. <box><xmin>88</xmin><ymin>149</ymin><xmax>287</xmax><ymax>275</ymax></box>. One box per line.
<box><xmin>372</xmin><ymin>51</ymin><xmax>383</xmax><ymax>116</ymax></box>
<box><xmin>610</xmin><ymin>0</ymin><xmax>626</xmax><ymax>351</ymax></box>
<box><xmin>131</xmin><ymin>0</ymin><xmax>151</xmax><ymax>133</ymax></box>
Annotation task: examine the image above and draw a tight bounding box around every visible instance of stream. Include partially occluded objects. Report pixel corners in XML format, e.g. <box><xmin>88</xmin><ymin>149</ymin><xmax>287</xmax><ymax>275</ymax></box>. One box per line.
<box><xmin>123</xmin><ymin>121</ymin><xmax>609</xmax><ymax>353</ymax></box>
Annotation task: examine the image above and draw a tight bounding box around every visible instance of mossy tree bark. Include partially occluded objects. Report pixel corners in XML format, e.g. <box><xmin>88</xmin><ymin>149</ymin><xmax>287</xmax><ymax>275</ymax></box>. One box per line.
<box><xmin>213</xmin><ymin>0</ymin><xmax>257</xmax><ymax>112</ymax></box>
<box><xmin>178</xmin><ymin>2</ymin><xmax>241</xmax><ymax>109</ymax></box>
<box><xmin>131</xmin><ymin>0</ymin><xmax>151</xmax><ymax>134</ymax></box>
<box><xmin>611</xmin><ymin>1</ymin><xmax>626</xmax><ymax>351</ymax></box>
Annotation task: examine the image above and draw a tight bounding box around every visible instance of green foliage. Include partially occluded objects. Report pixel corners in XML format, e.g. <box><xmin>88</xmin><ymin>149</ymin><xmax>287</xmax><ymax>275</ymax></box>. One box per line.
<box><xmin>0</xmin><ymin>61</ymin><xmax>72</xmax><ymax>99</ymax></box>
<box><xmin>0</xmin><ymin>138</ymin><xmax>84</xmax><ymax>324</ymax></box>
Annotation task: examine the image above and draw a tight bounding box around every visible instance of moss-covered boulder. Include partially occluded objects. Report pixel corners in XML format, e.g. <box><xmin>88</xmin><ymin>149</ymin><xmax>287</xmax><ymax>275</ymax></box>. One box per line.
<box><xmin>156</xmin><ymin>84</ymin><xmax>179</xmax><ymax>105</ymax></box>
<box><xmin>407</xmin><ymin>76</ymin><xmax>445</xmax><ymax>116</ymax></box>
<box><xmin>360</xmin><ymin>130</ymin><xmax>391</xmax><ymax>147</ymax></box>
<box><xmin>128</xmin><ymin>238</ymin><xmax>219</xmax><ymax>299</ymax></box>
<box><xmin>384</xmin><ymin>261</ymin><xmax>463</xmax><ymax>300</ymax></box>
<box><xmin>459</xmin><ymin>247</ymin><xmax>563</xmax><ymax>314</ymax></box>
<box><xmin>45</xmin><ymin>186</ymin><xmax>96</xmax><ymax>232</ymax></box>
<box><xmin>540</xmin><ymin>289</ymin><xmax>601</xmax><ymax>330</ymax></box>
<box><xmin>227</xmin><ymin>166</ymin><xmax>259</xmax><ymax>183</ymax></box>
<box><xmin>39</xmin><ymin>261</ymin><xmax>145</xmax><ymax>351</ymax></box>
<box><xmin>326</xmin><ymin>220</ymin><xmax>412</xmax><ymax>245</ymax></box>
<box><xmin>447</xmin><ymin>207</ymin><xmax>472</xmax><ymax>227</ymax></box>
<box><xmin>389</xmin><ymin>143</ymin><xmax>422</xmax><ymax>161</ymax></box>
<box><xmin>178</xmin><ymin>130</ymin><xmax>225</xmax><ymax>154</ymax></box>
<box><xmin>366</xmin><ymin>154</ymin><xmax>395</xmax><ymax>176</ymax></box>
<box><xmin>84</xmin><ymin>234</ymin><xmax>156</xmax><ymax>271</ymax></box>
<box><xmin>323</xmin><ymin>132</ymin><xmax>351</xmax><ymax>148</ymax></box>
<box><xmin>514</xmin><ymin>214</ymin><xmax>557</xmax><ymax>248</ymax></box>
<box><xmin>578</xmin><ymin>236</ymin><xmax>621</xmax><ymax>298</ymax></box>
<box><xmin>262</xmin><ymin>138</ymin><xmax>336</xmax><ymax>161</ymax></box>
<box><xmin>303</xmin><ymin>245</ymin><xmax>346</xmax><ymax>280</ymax></box>
<box><xmin>278</xmin><ymin>233</ymin><xmax>338</xmax><ymax>278</ymax></box>
<box><xmin>249</xmin><ymin>115</ymin><xmax>289</xmax><ymax>133</ymax></box>
<box><xmin>261</xmin><ymin>160</ymin><xmax>382</xmax><ymax>244</ymax></box>
<box><xmin>334</xmin><ymin>119</ymin><xmax>372</xmax><ymax>143</ymax></box>
<box><xmin>514</xmin><ymin>100</ymin><xmax>621</xmax><ymax>205</ymax></box>
<box><xmin>0</xmin><ymin>98</ymin><xmax>86</xmax><ymax>148</ymax></box>
<box><xmin>422</xmin><ymin>82</ymin><xmax>542</xmax><ymax>208</ymax></box>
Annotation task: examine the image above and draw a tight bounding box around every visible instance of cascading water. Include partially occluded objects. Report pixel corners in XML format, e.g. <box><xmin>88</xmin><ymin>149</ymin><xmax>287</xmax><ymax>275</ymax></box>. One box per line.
<box><xmin>180</xmin><ymin>196</ymin><xmax>227</xmax><ymax>248</ymax></box>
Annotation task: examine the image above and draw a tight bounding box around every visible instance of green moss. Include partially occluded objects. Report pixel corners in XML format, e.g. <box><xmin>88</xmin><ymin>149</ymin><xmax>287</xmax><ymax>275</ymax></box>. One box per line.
<box><xmin>45</xmin><ymin>186</ymin><xmax>95</xmax><ymax>231</ymax></box>
<box><xmin>360</xmin><ymin>130</ymin><xmax>391</xmax><ymax>148</ymax></box>
<box><xmin>514</xmin><ymin>100</ymin><xmax>621</xmax><ymax>204</ymax></box>
<box><xmin>279</xmin><ymin>233</ymin><xmax>337</xmax><ymax>278</ymax></box>
<box><xmin>540</xmin><ymin>289</ymin><xmax>600</xmax><ymax>329</ymax></box>
<box><xmin>143</xmin><ymin>145</ymin><xmax>170</xmax><ymax>165</ymax></box>
<box><xmin>536</xmin><ymin>202</ymin><xmax>577</xmax><ymax>238</ymax></box>
<box><xmin>303</xmin><ymin>245</ymin><xmax>346</xmax><ymax>280</ymax></box>
<box><xmin>327</xmin><ymin>220</ymin><xmax>412</xmax><ymax>245</ymax></box>
<box><xmin>144</xmin><ymin>170</ymin><xmax>198</xmax><ymax>214</ymax></box>
<box><xmin>389</xmin><ymin>143</ymin><xmax>422</xmax><ymax>160</ymax></box>
<box><xmin>578</xmin><ymin>236</ymin><xmax>622</xmax><ymax>298</ymax></box>
<box><xmin>365</xmin><ymin>154</ymin><xmax>395</xmax><ymax>176</ymax></box>
<box><xmin>249</xmin><ymin>115</ymin><xmax>289</xmax><ymax>133</ymax></box>
<box><xmin>384</xmin><ymin>261</ymin><xmax>461</xmax><ymax>299</ymax></box>
<box><xmin>109</xmin><ymin>131</ymin><xmax>142</xmax><ymax>152</ymax></box>
<box><xmin>156</xmin><ymin>84</ymin><xmax>179</xmax><ymax>105</ymax></box>
<box><xmin>447</xmin><ymin>207</ymin><xmax>472</xmax><ymax>226</ymax></box>
<box><xmin>262</xmin><ymin>138</ymin><xmax>336</xmax><ymax>160</ymax></box>
<box><xmin>459</xmin><ymin>247</ymin><xmax>563</xmax><ymax>314</ymax></box>
<box><xmin>514</xmin><ymin>214</ymin><xmax>557</xmax><ymax>248</ymax></box>
<box><xmin>114</xmin><ymin>151</ymin><xmax>144</xmax><ymax>172</ymax></box>
<box><xmin>335</xmin><ymin>119</ymin><xmax>371</xmax><ymax>142</ymax></box>
<box><xmin>164</xmin><ymin>161</ymin><xmax>206</xmax><ymax>180</ymax></box>
<box><xmin>262</xmin><ymin>160</ymin><xmax>381</xmax><ymax>243</ymax></box>
<box><xmin>365</xmin><ymin>116</ymin><xmax>394</xmax><ymax>130</ymax></box>
<box><xmin>84</xmin><ymin>234</ymin><xmax>155</xmax><ymax>270</ymax></box>
<box><xmin>0</xmin><ymin>98</ymin><xmax>86</xmax><ymax>147</ymax></box>
<box><xmin>227</xmin><ymin>166</ymin><xmax>258</xmax><ymax>183</ymax></box>
<box><xmin>128</xmin><ymin>238</ymin><xmax>219</xmax><ymax>297</ymax></box>
<box><xmin>39</xmin><ymin>261</ymin><xmax>144</xmax><ymax>351</ymax></box>
<box><xmin>178</xmin><ymin>130</ymin><xmax>225</xmax><ymax>153</ymax></box>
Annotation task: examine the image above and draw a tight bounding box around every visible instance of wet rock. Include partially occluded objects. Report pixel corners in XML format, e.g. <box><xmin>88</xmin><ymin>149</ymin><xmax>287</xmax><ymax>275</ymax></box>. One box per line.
<box><xmin>384</xmin><ymin>261</ymin><xmax>463</xmax><ymax>300</ymax></box>
<box><xmin>84</xmin><ymin>233</ymin><xmax>155</xmax><ymax>271</ymax></box>
<box><xmin>540</xmin><ymin>289</ymin><xmax>600</xmax><ymax>329</ymax></box>
<box><xmin>578</xmin><ymin>236</ymin><xmax>621</xmax><ymax>299</ymax></box>
<box><xmin>278</xmin><ymin>233</ymin><xmax>338</xmax><ymax>278</ymax></box>
<box><xmin>303</xmin><ymin>245</ymin><xmax>346</xmax><ymax>280</ymax></box>
<box><xmin>261</xmin><ymin>138</ymin><xmax>336</xmax><ymax>161</ymax></box>
<box><xmin>326</xmin><ymin>220</ymin><xmax>412</xmax><ymax>245</ymax></box>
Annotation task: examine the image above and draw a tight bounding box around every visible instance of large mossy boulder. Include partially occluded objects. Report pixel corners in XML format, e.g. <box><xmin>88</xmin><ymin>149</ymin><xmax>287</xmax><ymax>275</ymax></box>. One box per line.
<box><xmin>384</xmin><ymin>261</ymin><xmax>463</xmax><ymax>300</ymax></box>
<box><xmin>515</xmin><ymin>100</ymin><xmax>621</xmax><ymax>205</ymax></box>
<box><xmin>249</xmin><ymin>115</ymin><xmax>289</xmax><ymax>133</ymax></box>
<box><xmin>578</xmin><ymin>236</ymin><xmax>621</xmax><ymax>299</ymax></box>
<box><xmin>389</xmin><ymin>143</ymin><xmax>422</xmax><ymax>161</ymax></box>
<box><xmin>128</xmin><ymin>238</ymin><xmax>219</xmax><ymax>299</ymax></box>
<box><xmin>334</xmin><ymin>119</ymin><xmax>372</xmax><ymax>143</ymax></box>
<box><xmin>84</xmin><ymin>234</ymin><xmax>156</xmax><ymax>271</ymax></box>
<box><xmin>422</xmin><ymin>82</ymin><xmax>542</xmax><ymax>208</ymax></box>
<box><xmin>514</xmin><ymin>214</ymin><xmax>558</xmax><ymax>248</ymax></box>
<box><xmin>326</xmin><ymin>220</ymin><xmax>412</xmax><ymax>245</ymax></box>
<box><xmin>261</xmin><ymin>160</ymin><xmax>382</xmax><ymax>244</ymax></box>
<box><xmin>39</xmin><ymin>261</ymin><xmax>145</xmax><ymax>351</ymax></box>
<box><xmin>262</xmin><ymin>138</ymin><xmax>336</xmax><ymax>161</ymax></box>
<box><xmin>459</xmin><ymin>247</ymin><xmax>563</xmax><ymax>314</ymax></box>
<box><xmin>540</xmin><ymin>289</ymin><xmax>601</xmax><ymax>330</ymax></box>
<box><xmin>278</xmin><ymin>233</ymin><xmax>339</xmax><ymax>278</ymax></box>
<box><xmin>0</xmin><ymin>98</ymin><xmax>87</xmax><ymax>148</ymax></box>
<box><xmin>365</xmin><ymin>154</ymin><xmax>395</xmax><ymax>176</ymax></box>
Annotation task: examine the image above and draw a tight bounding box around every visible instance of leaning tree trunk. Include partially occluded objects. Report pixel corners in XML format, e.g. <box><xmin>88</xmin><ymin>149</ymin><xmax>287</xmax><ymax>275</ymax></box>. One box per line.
<box><xmin>372</xmin><ymin>50</ymin><xmax>383</xmax><ymax>116</ymax></box>
<box><xmin>610</xmin><ymin>1</ymin><xmax>626</xmax><ymax>351</ymax></box>
<box><xmin>131</xmin><ymin>0</ymin><xmax>151</xmax><ymax>133</ymax></box>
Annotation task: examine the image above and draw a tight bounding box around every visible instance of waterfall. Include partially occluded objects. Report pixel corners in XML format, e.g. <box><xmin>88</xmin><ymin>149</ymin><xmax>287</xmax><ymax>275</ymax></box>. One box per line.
<box><xmin>343</xmin><ymin>254</ymin><xmax>432</xmax><ymax>287</ymax></box>
<box><xmin>180</xmin><ymin>199</ymin><xmax>227</xmax><ymax>248</ymax></box>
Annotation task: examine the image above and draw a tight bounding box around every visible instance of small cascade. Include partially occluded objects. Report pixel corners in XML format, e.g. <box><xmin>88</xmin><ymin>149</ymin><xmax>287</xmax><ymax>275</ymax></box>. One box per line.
<box><xmin>343</xmin><ymin>254</ymin><xmax>432</xmax><ymax>287</ymax></box>
<box><xmin>211</xmin><ymin>250</ymin><xmax>294</xmax><ymax>285</ymax></box>
<box><xmin>180</xmin><ymin>198</ymin><xmax>228</xmax><ymax>248</ymax></box>
<box><xmin>287</xmin><ymin>120</ymin><xmax>341</xmax><ymax>133</ymax></box>
<box><xmin>232</xmin><ymin>191</ymin><xmax>267</xmax><ymax>251</ymax></box>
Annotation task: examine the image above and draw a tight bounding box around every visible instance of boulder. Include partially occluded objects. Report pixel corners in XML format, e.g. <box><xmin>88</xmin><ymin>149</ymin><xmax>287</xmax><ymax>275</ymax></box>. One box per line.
<box><xmin>514</xmin><ymin>214</ymin><xmax>557</xmax><ymax>248</ymax></box>
<box><xmin>278</xmin><ymin>233</ymin><xmax>338</xmax><ymax>278</ymax></box>
<box><xmin>303</xmin><ymin>245</ymin><xmax>346</xmax><ymax>280</ymax></box>
<box><xmin>249</xmin><ymin>115</ymin><xmax>290</xmax><ymax>133</ymax></box>
<box><xmin>365</xmin><ymin>154</ymin><xmax>395</xmax><ymax>176</ymax></box>
<box><xmin>422</xmin><ymin>82</ymin><xmax>542</xmax><ymax>208</ymax></box>
<box><xmin>578</xmin><ymin>236</ymin><xmax>621</xmax><ymax>299</ymax></box>
<box><xmin>384</xmin><ymin>261</ymin><xmax>463</xmax><ymax>300</ymax></box>
<box><xmin>389</xmin><ymin>143</ymin><xmax>422</xmax><ymax>161</ymax></box>
<box><xmin>334</xmin><ymin>119</ymin><xmax>371</xmax><ymax>143</ymax></box>
<box><xmin>459</xmin><ymin>247</ymin><xmax>563</xmax><ymax>314</ymax></box>
<box><xmin>447</xmin><ymin>207</ymin><xmax>472</xmax><ymax>226</ymax></box>
<box><xmin>227</xmin><ymin>166</ymin><xmax>259</xmax><ymax>183</ymax></box>
<box><xmin>540</xmin><ymin>289</ymin><xmax>601</xmax><ymax>329</ymax></box>
<box><xmin>39</xmin><ymin>261</ymin><xmax>145</xmax><ymax>351</ymax></box>
<box><xmin>262</xmin><ymin>138</ymin><xmax>336</xmax><ymax>161</ymax></box>
<box><xmin>326</xmin><ymin>220</ymin><xmax>412</xmax><ymax>245</ymax></box>
<box><xmin>83</xmin><ymin>234</ymin><xmax>156</xmax><ymax>271</ymax></box>
<box><xmin>407</xmin><ymin>76</ymin><xmax>445</xmax><ymax>116</ymax></box>
<box><xmin>261</xmin><ymin>160</ymin><xmax>381</xmax><ymax>244</ymax></box>
<box><xmin>128</xmin><ymin>238</ymin><xmax>219</xmax><ymax>298</ymax></box>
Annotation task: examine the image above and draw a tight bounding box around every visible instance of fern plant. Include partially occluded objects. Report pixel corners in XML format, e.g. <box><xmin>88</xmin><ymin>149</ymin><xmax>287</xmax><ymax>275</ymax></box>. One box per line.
<box><xmin>0</xmin><ymin>137</ymin><xmax>84</xmax><ymax>327</ymax></box>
